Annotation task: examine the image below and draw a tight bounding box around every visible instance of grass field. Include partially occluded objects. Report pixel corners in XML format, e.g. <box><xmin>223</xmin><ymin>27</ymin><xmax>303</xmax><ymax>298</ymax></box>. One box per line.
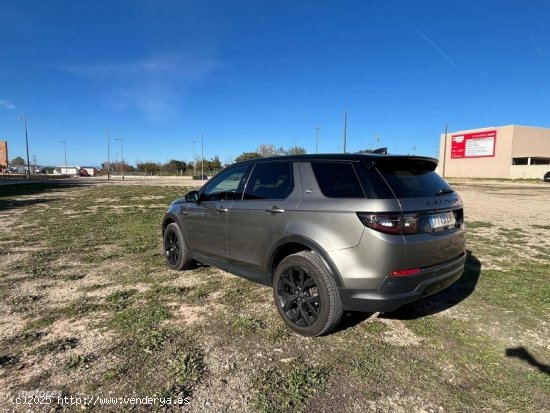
<box><xmin>1</xmin><ymin>180</ymin><xmax>549</xmax><ymax>412</ymax></box>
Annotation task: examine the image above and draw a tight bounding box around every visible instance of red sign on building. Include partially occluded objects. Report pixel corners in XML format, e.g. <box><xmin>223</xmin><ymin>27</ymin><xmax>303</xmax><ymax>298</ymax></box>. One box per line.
<box><xmin>451</xmin><ymin>130</ymin><xmax>496</xmax><ymax>159</ymax></box>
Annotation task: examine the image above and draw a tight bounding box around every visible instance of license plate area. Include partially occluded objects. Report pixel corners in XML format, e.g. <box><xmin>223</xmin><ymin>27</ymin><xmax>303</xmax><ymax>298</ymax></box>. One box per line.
<box><xmin>429</xmin><ymin>211</ymin><xmax>456</xmax><ymax>230</ymax></box>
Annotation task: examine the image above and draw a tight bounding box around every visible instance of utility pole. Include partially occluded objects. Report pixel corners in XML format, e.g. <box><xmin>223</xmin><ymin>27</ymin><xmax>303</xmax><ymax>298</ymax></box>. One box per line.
<box><xmin>19</xmin><ymin>114</ymin><xmax>31</xmax><ymax>179</ymax></box>
<box><xmin>106</xmin><ymin>128</ymin><xmax>111</xmax><ymax>180</ymax></box>
<box><xmin>193</xmin><ymin>139</ymin><xmax>196</xmax><ymax>177</ymax></box>
<box><xmin>201</xmin><ymin>134</ymin><xmax>204</xmax><ymax>180</ymax></box>
<box><xmin>315</xmin><ymin>127</ymin><xmax>320</xmax><ymax>154</ymax></box>
<box><xmin>116</xmin><ymin>138</ymin><xmax>124</xmax><ymax>180</ymax></box>
<box><xmin>61</xmin><ymin>141</ymin><xmax>67</xmax><ymax>174</ymax></box>
<box><xmin>343</xmin><ymin>110</ymin><xmax>348</xmax><ymax>153</ymax></box>
<box><xmin>33</xmin><ymin>155</ymin><xmax>37</xmax><ymax>172</ymax></box>
<box><xmin>442</xmin><ymin>123</ymin><xmax>448</xmax><ymax>178</ymax></box>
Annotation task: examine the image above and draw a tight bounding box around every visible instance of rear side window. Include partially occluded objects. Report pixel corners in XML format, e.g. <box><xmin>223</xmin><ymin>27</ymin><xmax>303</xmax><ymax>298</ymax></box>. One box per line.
<box><xmin>374</xmin><ymin>158</ymin><xmax>453</xmax><ymax>198</ymax></box>
<box><xmin>244</xmin><ymin>162</ymin><xmax>293</xmax><ymax>200</ymax></box>
<box><xmin>311</xmin><ymin>162</ymin><xmax>364</xmax><ymax>198</ymax></box>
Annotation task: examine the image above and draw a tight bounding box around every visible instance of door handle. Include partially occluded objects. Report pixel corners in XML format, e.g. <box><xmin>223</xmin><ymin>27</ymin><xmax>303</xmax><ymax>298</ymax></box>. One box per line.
<box><xmin>216</xmin><ymin>207</ymin><xmax>229</xmax><ymax>213</ymax></box>
<box><xmin>265</xmin><ymin>206</ymin><xmax>285</xmax><ymax>214</ymax></box>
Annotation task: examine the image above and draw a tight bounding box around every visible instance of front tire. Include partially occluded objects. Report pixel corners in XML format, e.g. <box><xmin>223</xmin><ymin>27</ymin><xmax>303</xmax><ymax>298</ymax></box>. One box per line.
<box><xmin>163</xmin><ymin>223</ymin><xmax>195</xmax><ymax>270</ymax></box>
<box><xmin>273</xmin><ymin>251</ymin><xmax>343</xmax><ymax>337</ymax></box>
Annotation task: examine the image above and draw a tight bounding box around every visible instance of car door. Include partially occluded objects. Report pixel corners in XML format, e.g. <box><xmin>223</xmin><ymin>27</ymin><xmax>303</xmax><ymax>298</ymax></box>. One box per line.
<box><xmin>185</xmin><ymin>164</ymin><xmax>250</xmax><ymax>261</ymax></box>
<box><xmin>227</xmin><ymin>161</ymin><xmax>302</xmax><ymax>274</ymax></box>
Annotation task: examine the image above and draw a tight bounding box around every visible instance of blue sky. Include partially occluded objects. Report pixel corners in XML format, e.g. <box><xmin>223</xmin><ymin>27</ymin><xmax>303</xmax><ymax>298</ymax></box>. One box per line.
<box><xmin>1</xmin><ymin>0</ymin><xmax>549</xmax><ymax>167</ymax></box>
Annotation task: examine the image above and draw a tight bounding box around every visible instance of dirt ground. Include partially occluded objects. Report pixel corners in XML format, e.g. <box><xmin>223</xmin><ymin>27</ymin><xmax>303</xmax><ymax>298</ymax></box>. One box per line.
<box><xmin>451</xmin><ymin>179</ymin><xmax>550</xmax><ymax>227</ymax></box>
<box><xmin>1</xmin><ymin>177</ymin><xmax>549</xmax><ymax>412</ymax></box>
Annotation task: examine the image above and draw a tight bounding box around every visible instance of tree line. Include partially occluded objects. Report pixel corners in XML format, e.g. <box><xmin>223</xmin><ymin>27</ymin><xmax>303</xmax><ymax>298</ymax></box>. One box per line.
<box><xmin>234</xmin><ymin>144</ymin><xmax>306</xmax><ymax>162</ymax></box>
<box><xmin>102</xmin><ymin>144</ymin><xmax>307</xmax><ymax>175</ymax></box>
<box><xmin>100</xmin><ymin>156</ymin><xmax>223</xmax><ymax>175</ymax></box>
<box><xmin>4</xmin><ymin>143</ymin><xmax>308</xmax><ymax>175</ymax></box>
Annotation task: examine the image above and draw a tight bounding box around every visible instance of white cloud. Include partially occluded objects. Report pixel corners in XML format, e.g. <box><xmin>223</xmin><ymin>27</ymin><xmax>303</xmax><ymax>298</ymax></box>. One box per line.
<box><xmin>59</xmin><ymin>54</ymin><xmax>222</xmax><ymax>120</ymax></box>
<box><xmin>62</xmin><ymin>54</ymin><xmax>220</xmax><ymax>80</ymax></box>
<box><xmin>0</xmin><ymin>99</ymin><xmax>15</xmax><ymax>109</ymax></box>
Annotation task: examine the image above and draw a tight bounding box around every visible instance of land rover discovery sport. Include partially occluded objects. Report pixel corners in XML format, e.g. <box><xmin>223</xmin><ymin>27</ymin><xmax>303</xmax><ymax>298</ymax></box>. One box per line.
<box><xmin>162</xmin><ymin>154</ymin><xmax>466</xmax><ymax>336</ymax></box>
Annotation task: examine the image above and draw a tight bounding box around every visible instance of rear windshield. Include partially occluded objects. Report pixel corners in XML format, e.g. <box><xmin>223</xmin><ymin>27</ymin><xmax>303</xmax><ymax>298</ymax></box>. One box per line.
<box><xmin>312</xmin><ymin>158</ymin><xmax>453</xmax><ymax>199</ymax></box>
<box><xmin>372</xmin><ymin>158</ymin><xmax>454</xmax><ymax>198</ymax></box>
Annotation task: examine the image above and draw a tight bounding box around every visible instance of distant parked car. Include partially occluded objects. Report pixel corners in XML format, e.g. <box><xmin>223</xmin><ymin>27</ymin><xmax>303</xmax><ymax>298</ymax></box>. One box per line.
<box><xmin>79</xmin><ymin>168</ymin><xmax>90</xmax><ymax>177</ymax></box>
<box><xmin>544</xmin><ymin>171</ymin><xmax>550</xmax><ymax>182</ymax></box>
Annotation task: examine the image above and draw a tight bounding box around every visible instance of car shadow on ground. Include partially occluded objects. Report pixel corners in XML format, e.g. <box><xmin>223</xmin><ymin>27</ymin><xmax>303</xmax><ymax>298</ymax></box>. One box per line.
<box><xmin>334</xmin><ymin>251</ymin><xmax>481</xmax><ymax>332</ymax></box>
<box><xmin>506</xmin><ymin>347</ymin><xmax>550</xmax><ymax>376</ymax></box>
<box><xmin>0</xmin><ymin>181</ymin><xmax>88</xmax><ymax>212</ymax></box>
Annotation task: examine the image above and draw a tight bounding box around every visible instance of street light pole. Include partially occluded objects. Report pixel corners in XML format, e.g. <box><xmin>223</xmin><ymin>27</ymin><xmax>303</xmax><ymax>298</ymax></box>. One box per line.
<box><xmin>115</xmin><ymin>138</ymin><xmax>124</xmax><ymax>180</ymax></box>
<box><xmin>60</xmin><ymin>141</ymin><xmax>67</xmax><ymax>174</ymax></box>
<box><xmin>19</xmin><ymin>114</ymin><xmax>31</xmax><ymax>179</ymax></box>
<box><xmin>315</xmin><ymin>127</ymin><xmax>320</xmax><ymax>154</ymax></box>
<box><xmin>201</xmin><ymin>134</ymin><xmax>204</xmax><ymax>180</ymax></box>
<box><xmin>193</xmin><ymin>139</ymin><xmax>196</xmax><ymax>177</ymax></box>
<box><xmin>106</xmin><ymin>128</ymin><xmax>111</xmax><ymax>180</ymax></box>
<box><xmin>343</xmin><ymin>110</ymin><xmax>348</xmax><ymax>154</ymax></box>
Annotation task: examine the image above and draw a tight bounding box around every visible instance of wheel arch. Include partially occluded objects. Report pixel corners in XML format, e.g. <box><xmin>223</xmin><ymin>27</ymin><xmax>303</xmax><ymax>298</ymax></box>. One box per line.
<box><xmin>161</xmin><ymin>212</ymin><xmax>179</xmax><ymax>233</ymax></box>
<box><xmin>267</xmin><ymin>235</ymin><xmax>344</xmax><ymax>287</ymax></box>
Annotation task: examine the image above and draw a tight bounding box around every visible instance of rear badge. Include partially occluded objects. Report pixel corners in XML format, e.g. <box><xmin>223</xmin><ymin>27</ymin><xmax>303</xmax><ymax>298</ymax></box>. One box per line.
<box><xmin>426</xmin><ymin>198</ymin><xmax>461</xmax><ymax>207</ymax></box>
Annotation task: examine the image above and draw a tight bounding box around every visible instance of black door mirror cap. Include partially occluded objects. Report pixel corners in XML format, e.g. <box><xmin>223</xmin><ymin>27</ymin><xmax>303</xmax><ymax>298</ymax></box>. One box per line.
<box><xmin>184</xmin><ymin>190</ymin><xmax>199</xmax><ymax>203</ymax></box>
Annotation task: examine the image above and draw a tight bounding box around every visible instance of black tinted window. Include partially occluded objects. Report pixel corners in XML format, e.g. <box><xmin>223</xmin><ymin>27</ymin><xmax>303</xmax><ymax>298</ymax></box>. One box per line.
<box><xmin>311</xmin><ymin>162</ymin><xmax>364</xmax><ymax>198</ymax></box>
<box><xmin>354</xmin><ymin>163</ymin><xmax>395</xmax><ymax>199</ymax></box>
<box><xmin>244</xmin><ymin>162</ymin><xmax>293</xmax><ymax>200</ymax></box>
<box><xmin>375</xmin><ymin>158</ymin><xmax>453</xmax><ymax>198</ymax></box>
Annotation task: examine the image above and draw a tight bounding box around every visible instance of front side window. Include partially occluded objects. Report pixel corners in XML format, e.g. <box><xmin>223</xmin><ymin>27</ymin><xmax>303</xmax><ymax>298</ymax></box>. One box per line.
<box><xmin>243</xmin><ymin>162</ymin><xmax>293</xmax><ymax>200</ymax></box>
<box><xmin>200</xmin><ymin>165</ymin><xmax>249</xmax><ymax>202</ymax></box>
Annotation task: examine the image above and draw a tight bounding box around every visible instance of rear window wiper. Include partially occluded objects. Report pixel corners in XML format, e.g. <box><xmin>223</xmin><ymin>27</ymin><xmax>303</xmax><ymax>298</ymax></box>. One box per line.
<box><xmin>436</xmin><ymin>188</ymin><xmax>454</xmax><ymax>196</ymax></box>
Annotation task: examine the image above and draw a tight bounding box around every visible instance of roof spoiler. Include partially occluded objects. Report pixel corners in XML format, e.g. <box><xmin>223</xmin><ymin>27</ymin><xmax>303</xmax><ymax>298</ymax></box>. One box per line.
<box><xmin>364</xmin><ymin>155</ymin><xmax>439</xmax><ymax>170</ymax></box>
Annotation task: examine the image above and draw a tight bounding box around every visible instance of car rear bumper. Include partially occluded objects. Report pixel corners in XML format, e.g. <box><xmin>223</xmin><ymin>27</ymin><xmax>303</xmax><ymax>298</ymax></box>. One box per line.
<box><xmin>338</xmin><ymin>252</ymin><xmax>466</xmax><ymax>312</ymax></box>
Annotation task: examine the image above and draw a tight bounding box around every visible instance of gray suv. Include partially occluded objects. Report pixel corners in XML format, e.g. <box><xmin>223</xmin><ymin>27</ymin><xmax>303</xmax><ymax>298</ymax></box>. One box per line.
<box><xmin>162</xmin><ymin>154</ymin><xmax>466</xmax><ymax>336</ymax></box>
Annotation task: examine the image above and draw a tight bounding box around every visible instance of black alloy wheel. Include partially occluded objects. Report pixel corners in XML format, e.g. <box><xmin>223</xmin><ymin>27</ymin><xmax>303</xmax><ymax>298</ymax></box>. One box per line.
<box><xmin>278</xmin><ymin>265</ymin><xmax>321</xmax><ymax>327</ymax></box>
<box><xmin>165</xmin><ymin>227</ymin><xmax>180</xmax><ymax>266</ymax></box>
<box><xmin>163</xmin><ymin>222</ymin><xmax>195</xmax><ymax>270</ymax></box>
<box><xmin>273</xmin><ymin>251</ymin><xmax>343</xmax><ymax>337</ymax></box>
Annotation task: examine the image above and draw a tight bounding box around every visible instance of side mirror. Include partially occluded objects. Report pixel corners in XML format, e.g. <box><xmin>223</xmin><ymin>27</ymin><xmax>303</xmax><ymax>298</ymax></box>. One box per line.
<box><xmin>184</xmin><ymin>190</ymin><xmax>199</xmax><ymax>203</ymax></box>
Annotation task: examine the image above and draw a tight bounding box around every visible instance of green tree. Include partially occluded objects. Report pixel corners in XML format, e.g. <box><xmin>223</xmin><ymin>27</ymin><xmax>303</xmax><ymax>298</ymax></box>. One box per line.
<box><xmin>162</xmin><ymin>159</ymin><xmax>187</xmax><ymax>174</ymax></box>
<box><xmin>137</xmin><ymin>161</ymin><xmax>161</xmax><ymax>174</ymax></box>
<box><xmin>120</xmin><ymin>161</ymin><xmax>135</xmax><ymax>173</ymax></box>
<box><xmin>10</xmin><ymin>156</ymin><xmax>25</xmax><ymax>165</ymax></box>
<box><xmin>208</xmin><ymin>156</ymin><xmax>222</xmax><ymax>172</ymax></box>
<box><xmin>285</xmin><ymin>145</ymin><xmax>307</xmax><ymax>155</ymax></box>
<box><xmin>235</xmin><ymin>152</ymin><xmax>261</xmax><ymax>162</ymax></box>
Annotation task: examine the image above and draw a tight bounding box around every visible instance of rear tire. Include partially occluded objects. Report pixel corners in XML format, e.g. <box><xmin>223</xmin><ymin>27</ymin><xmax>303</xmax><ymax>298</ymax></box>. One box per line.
<box><xmin>273</xmin><ymin>251</ymin><xmax>343</xmax><ymax>337</ymax></box>
<box><xmin>163</xmin><ymin>223</ymin><xmax>195</xmax><ymax>270</ymax></box>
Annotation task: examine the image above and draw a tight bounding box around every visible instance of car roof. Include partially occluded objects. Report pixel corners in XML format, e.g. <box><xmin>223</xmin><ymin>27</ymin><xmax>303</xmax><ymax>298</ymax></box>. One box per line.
<box><xmin>233</xmin><ymin>153</ymin><xmax>438</xmax><ymax>166</ymax></box>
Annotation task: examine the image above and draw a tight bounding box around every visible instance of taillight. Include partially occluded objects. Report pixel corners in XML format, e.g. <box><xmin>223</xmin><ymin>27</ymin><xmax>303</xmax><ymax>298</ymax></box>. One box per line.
<box><xmin>389</xmin><ymin>268</ymin><xmax>421</xmax><ymax>276</ymax></box>
<box><xmin>357</xmin><ymin>213</ymin><xmax>419</xmax><ymax>235</ymax></box>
